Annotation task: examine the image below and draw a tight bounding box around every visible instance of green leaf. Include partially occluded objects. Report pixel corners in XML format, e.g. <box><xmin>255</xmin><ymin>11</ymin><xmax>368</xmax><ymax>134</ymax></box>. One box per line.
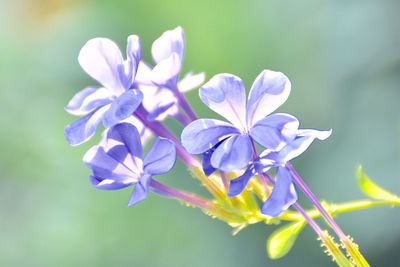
<box><xmin>356</xmin><ymin>165</ymin><xmax>399</xmax><ymax>202</ymax></box>
<box><xmin>267</xmin><ymin>220</ymin><xmax>306</xmax><ymax>259</ymax></box>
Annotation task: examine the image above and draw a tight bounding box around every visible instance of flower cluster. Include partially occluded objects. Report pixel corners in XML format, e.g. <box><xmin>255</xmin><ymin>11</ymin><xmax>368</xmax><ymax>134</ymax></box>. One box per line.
<box><xmin>65</xmin><ymin>26</ymin><xmax>330</xmax><ymax>214</ymax></box>
<box><xmin>65</xmin><ymin>26</ymin><xmax>389</xmax><ymax>266</ymax></box>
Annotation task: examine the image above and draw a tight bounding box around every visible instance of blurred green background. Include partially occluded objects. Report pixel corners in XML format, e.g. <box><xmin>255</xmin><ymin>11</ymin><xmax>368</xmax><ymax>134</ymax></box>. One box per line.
<box><xmin>1</xmin><ymin>0</ymin><xmax>400</xmax><ymax>266</ymax></box>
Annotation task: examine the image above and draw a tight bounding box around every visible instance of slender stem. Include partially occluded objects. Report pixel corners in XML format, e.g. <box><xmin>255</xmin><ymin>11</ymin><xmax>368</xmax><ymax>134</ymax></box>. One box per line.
<box><xmin>263</xmin><ymin>172</ymin><xmax>352</xmax><ymax>266</ymax></box>
<box><xmin>134</xmin><ymin>105</ymin><xmax>198</xmax><ymax>167</ymax></box>
<box><xmin>150</xmin><ymin>179</ymin><xmax>210</xmax><ymax>209</ymax></box>
<box><xmin>287</xmin><ymin>163</ymin><xmax>370</xmax><ymax>266</ymax></box>
<box><xmin>174</xmin><ymin>110</ymin><xmax>192</xmax><ymax>126</ymax></box>
<box><xmin>281</xmin><ymin>199</ymin><xmax>399</xmax><ymax>221</ymax></box>
<box><xmin>250</xmin><ymin>139</ymin><xmax>271</xmax><ymax>192</ymax></box>
<box><xmin>286</xmin><ymin>163</ymin><xmax>347</xmax><ymax>239</ymax></box>
<box><xmin>292</xmin><ymin>203</ymin><xmax>324</xmax><ymax>235</ymax></box>
<box><xmin>173</xmin><ymin>89</ymin><xmax>198</xmax><ymax>121</ymax></box>
<box><xmin>262</xmin><ymin>172</ymin><xmax>322</xmax><ymax>234</ymax></box>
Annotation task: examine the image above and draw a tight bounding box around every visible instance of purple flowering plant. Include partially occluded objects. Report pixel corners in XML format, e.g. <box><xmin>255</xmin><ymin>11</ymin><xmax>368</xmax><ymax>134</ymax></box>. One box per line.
<box><xmin>65</xmin><ymin>27</ymin><xmax>400</xmax><ymax>266</ymax></box>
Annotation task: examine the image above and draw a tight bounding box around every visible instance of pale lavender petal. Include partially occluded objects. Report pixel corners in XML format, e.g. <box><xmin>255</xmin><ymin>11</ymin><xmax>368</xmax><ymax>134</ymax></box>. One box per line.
<box><xmin>178</xmin><ymin>72</ymin><xmax>205</xmax><ymax>92</ymax></box>
<box><xmin>181</xmin><ymin>119</ymin><xmax>239</xmax><ymax>154</ymax></box>
<box><xmin>123</xmin><ymin>35</ymin><xmax>141</xmax><ymax>88</ymax></box>
<box><xmin>250</xmin><ymin>113</ymin><xmax>299</xmax><ymax>150</ymax></box>
<box><xmin>261</xmin><ymin>167</ymin><xmax>297</xmax><ymax>217</ymax></box>
<box><xmin>147</xmin><ymin>101</ymin><xmax>176</xmax><ymax>121</ymax></box>
<box><xmin>275</xmin><ymin>129</ymin><xmax>332</xmax><ymax>163</ymax></box>
<box><xmin>65</xmin><ymin>87</ymin><xmax>113</xmax><ymax>116</ymax></box>
<box><xmin>151</xmin><ymin>53</ymin><xmax>181</xmax><ymax>86</ymax></box>
<box><xmin>128</xmin><ymin>174</ymin><xmax>152</xmax><ymax>206</ymax></box>
<box><xmin>102</xmin><ymin>89</ymin><xmax>143</xmax><ymax>128</ymax></box>
<box><xmin>134</xmin><ymin>61</ymin><xmax>153</xmax><ymax>86</ymax></box>
<box><xmin>152</xmin><ymin>26</ymin><xmax>185</xmax><ymax>64</ymax></box>
<box><xmin>83</xmin><ymin>145</ymin><xmax>139</xmax><ymax>182</ymax></box>
<box><xmin>254</xmin><ymin>152</ymin><xmax>275</xmax><ymax>173</ymax></box>
<box><xmin>65</xmin><ymin>105</ymin><xmax>109</xmax><ymax>146</ymax></box>
<box><xmin>210</xmin><ymin>134</ymin><xmax>253</xmax><ymax>172</ymax></box>
<box><xmin>228</xmin><ymin>166</ymin><xmax>257</xmax><ymax>197</ymax></box>
<box><xmin>199</xmin><ymin>74</ymin><xmax>247</xmax><ymax>129</ymax></box>
<box><xmin>122</xmin><ymin>116</ymin><xmax>153</xmax><ymax>145</ymax></box>
<box><xmin>296</xmin><ymin>129</ymin><xmax>332</xmax><ymax>140</ymax></box>
<box><xmin>106</xmin><ymin>123</ymin><xmax>143</xmax><ymax>159</ymax></box>
<box><xmin>143</xmin><ymin>137</ymin><xmax>176</xmax><ymax>175</ymax></box>
<box><xmin>247</xmin><ymin>70</ymin><xmax>291</xmax><ymax>126</ymax></box>
<box><xmin>78</xmin><ymin>38</ymin><xmax>125</xmax><ymax>94</ymax></box>
<box><xmin>142</xmin><ymin>87</ymin><xmax>177</xmax><ymax>120</ymax></box>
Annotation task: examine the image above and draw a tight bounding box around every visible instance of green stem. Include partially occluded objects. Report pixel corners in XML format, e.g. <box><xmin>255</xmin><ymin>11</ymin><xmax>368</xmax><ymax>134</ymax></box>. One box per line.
<box><xmin>279</xmin><ymin>199</ymin><xmax>399</xmax><ymax>221</ymax></box>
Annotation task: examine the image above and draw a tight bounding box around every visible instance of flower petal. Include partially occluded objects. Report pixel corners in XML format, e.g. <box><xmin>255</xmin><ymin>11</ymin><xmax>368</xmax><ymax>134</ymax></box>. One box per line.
<box><xmin>202</xmin><ymin>149</ymin><xmax>217</xmax><ymax>176</ymax></box>
<box><xmin>151</xmin><ymin>53</ymin><xmax>181</xmax><ymax>86</ymax></box>
<box><xmin>178</xmin><ymin>72</ymin><xmax>205</xmax><ymax>92</ymax></box>
<box><xmin>261</xmin><ymin>167</ymin><xmax>298</xmax><ymax>217</ymax></box>
<box><xmin>228</xmin><ymin>166</ymin><xmax>257</xmax><ymax>197</ymax></box>
<box><xmin>250</xmin><ymin>113</ymin><xmax>299</xmax><ymax>150</ymax></box>
<box><xmin>78</xmin><ymin>38</ymin><xmax>125</xmax><ymax>94</ymax></box>
<box><xmin>83</xmin><ymin>145</ymin><xmax>139</xmax><ymax>181</ymax></box>
<box><xmin>106</xmin><ymin>123</ymin><xmax>143</xmax><ymax>159</ymax></box>
<box><xmin>102</xmin><ymin>89</ymin><xmax>143</xmax><ymax>128</ymax></box>
<box><xmin>89</xmin><ymin>175</ymin><xmax>132</xmax><ymax>190</ymax></box>
<box><xmin>147</xmin><ymin>100</ymin><xmax>177</xmax><ymax>121</ymax></box>
<box><xmin>65</xmin><ymin>105</ymin><xmax>109</xmax><ymax>146</ymax></box>
<box><xmin>247</xmin><ymin>70</ymin><xmax>291</xmax><ymax>126</ymax></box>
<box><xmin>210</xmin><ymin>134</ymin><xmax>253</xmax><ymax>172</ymax></box>
<box><xmin>142</xmin><ymin>86</ymin><xmax>178</xmax><ymax>120</ymax></box>
<box><xmin>122</xmin><ymin>116</ymin><xmax>153</xmax><ymax>145</ymax></box>
<box><xmin>275</xmin><ymin>129</ymin><xmax>332</xmax><ymax>163</ymax></box>
<box><xmin>152</xmin><ymin>26</ymin><xmax>185</xmax><ymax>64</ymax></box>
<box><xmin>181</xmin><ymin>119</ymin><xmax>239</xmax><ymax>154</ymax></box>
<box><xmin>143</xmin><ymin>137</ymin><xmax>176</xmax><ymax>175</ymax></box>
<box><xmin>201</xmin><ymin>139</ymin><xmax>227</xmax><ymax>176</ymax></box>
<box><xmin>254</xmin><ymin>152</ymin><xmax>275</xmax><ymax>173</ymax></box>
<box><xmin>134</xmin><ymin>61</ymin><xmax>154</xmax><ymax>87</ymax></box>
<box><xmin>199</xmin><ymin>74</ymin><xmax>247</xmax><ymax>129</ymax></box>
<box><xmin>65</xmin><ymin>87</ymin><xmax>113</xmax><ymax>116</ymax></box>
<box><xmin>128</xmin><ymin>174</ymin><xmax>152</xmax><ymax>206</ymax></box>
<box><xmin>123</xmin><ymin>35</ymin><xmax>141</xmax><ymax>88</ymax></box>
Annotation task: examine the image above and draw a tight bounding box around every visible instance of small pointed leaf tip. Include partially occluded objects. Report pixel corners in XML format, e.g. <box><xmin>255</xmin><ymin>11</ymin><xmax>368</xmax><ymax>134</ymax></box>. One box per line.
<box><xmin>267</xmin><ymin>221</ymin><xmax>305</xmax><ymax>259</ymax></box>
<box><xmin>356</xmin><ymin>165</ymin><xmax>399</xmax><ymax>202</ymax></box>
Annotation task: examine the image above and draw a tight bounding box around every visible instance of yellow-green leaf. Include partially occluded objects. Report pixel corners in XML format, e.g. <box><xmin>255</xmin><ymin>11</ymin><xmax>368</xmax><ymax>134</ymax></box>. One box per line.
<box><xmin>267</xmin><ymin>220</ymin><xmax>306</xmax><ymax>259</ymax></box>
<box><xmin>356</xmin><ymin>165</ymin><xmax>399</xmax><ymax>202</ymax></box>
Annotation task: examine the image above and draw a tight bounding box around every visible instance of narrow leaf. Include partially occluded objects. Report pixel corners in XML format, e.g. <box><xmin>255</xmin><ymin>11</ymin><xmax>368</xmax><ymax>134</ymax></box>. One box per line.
<box><xmin>356</xmin><ymin>165</ymin><xmax>399</xmax><ymax>202</ymax></box>
<box><xmin>267</xmin><ymin>220</ymin><xmax>305</xmax><ymax>259</ymax></box>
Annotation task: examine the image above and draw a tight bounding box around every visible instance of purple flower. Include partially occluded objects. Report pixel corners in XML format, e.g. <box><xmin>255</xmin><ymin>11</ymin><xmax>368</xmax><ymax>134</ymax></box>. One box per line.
<box><xmin>150</xmin><ymin>26</ymin><xmax>186</xmax><ymax>89</ymax></box>
<box><xmin>228</xmin><ymin>129</ymin><xmax>331</xmax><ymax>217</ymax></box>
<box><xmin>181</xmin><ymin>70</ymin><xmax>298</xmax><ymax>172</ymax></box>
<box><xmin>65</xmin><ymin>36</ymin><xmax>144</xmax><ymax>146</ymax></box>
<box><xmin>135</xmin><ymin>27</ymin><xmax>204</xmax><ymax>122</ymax></box>
<box><xmin>83</xmin><ymin>123</ymin><xmax>176</xmax><ymax>206</ymax></box>
<box><xmin>136</xmin><ymin>60</ymin><xmax>204</xmax><ymax>121</ymax></box>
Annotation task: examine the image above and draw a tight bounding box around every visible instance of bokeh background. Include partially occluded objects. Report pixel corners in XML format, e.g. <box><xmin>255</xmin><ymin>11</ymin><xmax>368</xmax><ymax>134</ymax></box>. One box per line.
<box><xmin>1</xmin><ymin>0</ymin><xmax>400</xmax><ymax>266</ymax></box>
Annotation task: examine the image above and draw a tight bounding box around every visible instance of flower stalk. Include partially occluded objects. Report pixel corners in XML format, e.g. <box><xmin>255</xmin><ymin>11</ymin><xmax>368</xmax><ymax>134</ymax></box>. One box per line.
<box><xmin>149</xmin><ymin>179</ymin><xmax>210</xmax><ymax>209</ymax></box>
<box><xmin>287</xmin><ymin>163</ymin><xmax>370</xmax><ymax>266</ymax></box>
<box><xmin>173</xmin><ymin>88</ymin><xmax>198</xmax><ymax>121</ymax></box>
